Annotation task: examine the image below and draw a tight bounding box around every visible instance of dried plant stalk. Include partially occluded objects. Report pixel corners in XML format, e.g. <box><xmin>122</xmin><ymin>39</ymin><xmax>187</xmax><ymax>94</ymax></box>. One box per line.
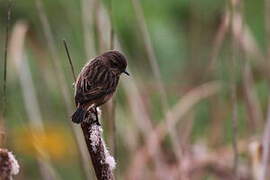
<box><xmin>131</xmin><ymin>0</ymin><xmax>167</xmax><ymax>110</ymax></box>
<box><xmin>1</xmin><ymin>0</ymin><xmax>12</xmax><ymax>144</ymax></box>
<box><xmin>0</xmin><ymin>149</ymin><xmax>19</xmax><ymax>180</ymax></box>
<box><xmin>81</xmin><ymin>0</ymin><xmax>97</xmax><ymax>57</ymax></box>
<box><xmin>63</xmin><ymin>39</ymin><xmax>76</xmax><ymax>82</ymax></box>
<box><xmin>107</xmin><ymin>0</ymin><xmax>117</xmax><ymax>156</ymax></box>
<box><xmin>261</xmin><ymin>0</ymin><xmax>270</xmax><ymax>178</ymax></box>
<box><xmin>109</xmin><ymin>0</ymin><xmax>114</xmax><ymax>50</ymax></box>
<box><xmin>2</xmin><ymin>1</ymin><xmax>11</xmax><ymax>118</ymax></box>
<box><xmin>261</xmin><ymin>98</ymin><xmax>270</xmax><ymax>180</ymax></box>
<box><xmin>229</xmin><ymin>0</ymin><xmax>242</xmax><ymax>176</ymax></box>
<box><xmin>81</xmin><ymin>110</ymin><xmax>115</xmax><ymax>180</ymax></box>
<box><xmin>243</xmin><ymin>62</ymin><xmax>263</xmax><ymax>132</ymax></box>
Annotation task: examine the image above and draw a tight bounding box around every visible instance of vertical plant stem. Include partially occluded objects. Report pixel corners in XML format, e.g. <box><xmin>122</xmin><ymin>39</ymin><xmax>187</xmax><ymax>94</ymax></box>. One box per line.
<box><xmin>261</xmin><ymin>0</ymin><xmax>270</xmax><ymax>179</ymax></box>
<box><xmin>63</xmin><ymin>40</ymin><xmax>76</xmax><ymax>82</ymax></box>
<box><xmin>231</xmin><ymin>82</ymin><xmax>239</xmax><ymax>176</ymax></box>
<box><xmin>266</xmin><ymin>0</ymin><xmax>270</xmax><ymax>59</ymax></box>
<box><xmin>2</xmin><ymin>1</ymin><xmax>11</xmax><ymax>119</ymax></box>
<box><xmin>81</xmin><ymin>0</ymin><xmax>97</xmax><ymax>57</ymax></box>
<box><xmin>130</xmin><ymin>0</ymin><xmax>168</xmax><ymax>111</ymax></box>
<box><xmin>94</xmin><ymin>0</ymin><xmax>105</xmax><ymax>53</ymax></box>
<box><xmin>1</xmin><ymin>1</ymin><xmax>12</xmax><ymax>146</ymax></box>
<box><xmin>208</xmin><ymin>13</ymin><xmax>230</xmax><ymax>72</ymax></box>
<box><xmin>103</xmin><ymin>93</ymin><xmax>117</xmax><ymax>158</ymax></box>
<box><xmin>243</xmin><ymin>61</ymin><xmax>263</xmax><ymax>133</ymax></box>
<box><xmin>229</xmin><ymin>0</ymin><xmax>240</xmax><ymax>177</ymax></box>
<box><xmin>108</xmin><ymin>0</ymin><xmax>116</xmax><ymax>158</ymax></box>
<box><xmin>261</xmin><ymin>98</ymin><xmax>270</xmax><ymax>180</ymax></box>
<box><xmin>109</xmin><ymin>0</ymin><xmax>114</xmax><ymax>50</ymax></box>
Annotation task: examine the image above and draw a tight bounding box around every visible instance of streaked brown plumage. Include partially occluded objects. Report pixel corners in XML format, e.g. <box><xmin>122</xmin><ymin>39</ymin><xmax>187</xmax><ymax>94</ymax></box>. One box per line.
<box><xmin>72</xmin><ymin>50</ymin><xmax>129</xmax><ymax>124</ymax></box>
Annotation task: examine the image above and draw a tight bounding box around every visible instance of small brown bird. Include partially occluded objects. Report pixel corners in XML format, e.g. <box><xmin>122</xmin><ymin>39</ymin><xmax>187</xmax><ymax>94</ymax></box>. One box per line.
<box><xmin>72</xmin><ymin>50</ymin><xmax>129</xmax><ymax>124</ymax></box>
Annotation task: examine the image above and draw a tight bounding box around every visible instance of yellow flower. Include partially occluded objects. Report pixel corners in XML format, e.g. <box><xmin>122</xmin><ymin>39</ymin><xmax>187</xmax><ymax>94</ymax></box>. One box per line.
<box><xmin>12</xmin><ymin>123</ymin><xmax>76</xmax><ymax>161</ymax></box>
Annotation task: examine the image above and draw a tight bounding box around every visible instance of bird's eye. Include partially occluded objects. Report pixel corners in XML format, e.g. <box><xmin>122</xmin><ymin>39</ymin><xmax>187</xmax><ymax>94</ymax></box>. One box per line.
<box><xmin>111</xmin><ymin>61</ymin><xmax>118</xmax><ymax>67</ymax></box>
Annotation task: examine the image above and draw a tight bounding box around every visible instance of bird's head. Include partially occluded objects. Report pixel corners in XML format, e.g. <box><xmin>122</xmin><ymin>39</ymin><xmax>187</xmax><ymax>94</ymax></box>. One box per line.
<box><xmin>101</xmin><ymin>50</ymin><xmax>129</xmax><ymax>76</ymax></box>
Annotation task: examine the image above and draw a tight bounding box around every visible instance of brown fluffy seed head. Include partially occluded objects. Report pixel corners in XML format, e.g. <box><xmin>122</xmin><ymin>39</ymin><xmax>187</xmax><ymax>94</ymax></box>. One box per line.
<box><xmin>0</xmin><ymin>149</ymin><xmax>20</xmax><ymax>179</ymax></box>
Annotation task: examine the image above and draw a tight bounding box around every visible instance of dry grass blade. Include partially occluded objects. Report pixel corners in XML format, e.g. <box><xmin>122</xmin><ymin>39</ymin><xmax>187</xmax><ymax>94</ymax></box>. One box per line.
<box><xmin>261</xmin><ymin>98</ymin><xmax>270</xmax><ymax>180</ymax></box>
<box><xmin>265</xmin><ymin>0</ymin><xmax>270</xmax><ymax>58</ymax></box>
<box><xmin>164</xmin><ymin>82</ymin><xmax>221</xmax><ymax>130</ymax></box>
<box><xmin>229</xmin><ymin>0</ymin><xmax>242</xmax><ymax>175</ymax></box>
<box><xmin>109</xmin><ymin>0</ymin><xmax>114</xmax><ymax>50</ymax></box>
<box><xmin>209</xmin><ymin>12</ymin><xmax>230</xmax><ymax>71</ymax></box>
<box><xmin>81</xmin><ymin>0</ymin><xmax>97</xmax><ymax>57</ymax></box>
<box><xmin>231</xmin><ymin>12</ymin><xmax>265</xmax><ymax>62</ymax></box>
<box><xmin>130</xmin><ymin>0</ymin><xmax>168</xmax><ymax>111</ymax></box>
<box><xmin>0</xmin><ymin>1</ymin><xmax>12</xmax><ymax>145</ymax></box>
<box><xmin>261</xmin><ymin>0</ymin><xmax>270</xmax><ymax>178</ymax></box>
<box><xmin>102</xmin><ymin>98</ymin><xmax>117</xmax><ymax>156</ymax></box>
<box><xmin>95</xmin><ymin>0</ymin><xmax>111</xmax><ymax>52</ymax></box>
<box><xmin>63</xmin><ymin>39</ymin><xmax>76</xmax><ymax>82</ymax></box>
<box><xmin>243</xmin><ymin>62</ymin><xmax>263</xmax><ymax>132</ymax></box>
<box><xmin>2</xmin><ymin>1</ymin><xmax>11</xmax><ymax>116</ymax></box>
<box><xmin>231</xmin><ymin>82</ymin><xmax>239</xmax><ymax>177</ymax></box>
<box><xmin>107</xmin><ymin>0</ymin><xmax>116</xmax><ymax>157</ymax></box>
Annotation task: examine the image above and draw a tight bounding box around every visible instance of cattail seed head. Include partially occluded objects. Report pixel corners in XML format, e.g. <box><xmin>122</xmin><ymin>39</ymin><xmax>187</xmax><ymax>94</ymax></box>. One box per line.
<box><xmin>0</xmin><ymin>149</ymin><xmax>19</xmax><ymax>180</ymax></box>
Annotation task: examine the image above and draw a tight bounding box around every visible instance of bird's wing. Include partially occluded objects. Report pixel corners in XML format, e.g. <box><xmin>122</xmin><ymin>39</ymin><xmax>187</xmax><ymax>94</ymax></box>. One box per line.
<box><xmin>74</xmin><ymin>58</ymin><xmax>116</xmax><ymax>105</ymax></box>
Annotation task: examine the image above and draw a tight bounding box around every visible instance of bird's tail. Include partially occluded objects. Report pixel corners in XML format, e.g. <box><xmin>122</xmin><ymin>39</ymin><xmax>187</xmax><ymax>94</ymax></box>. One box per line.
<box><xmin>72</xmin><ymin>105</ymin><xmax>87</xmax><ymax>123</ymax></box>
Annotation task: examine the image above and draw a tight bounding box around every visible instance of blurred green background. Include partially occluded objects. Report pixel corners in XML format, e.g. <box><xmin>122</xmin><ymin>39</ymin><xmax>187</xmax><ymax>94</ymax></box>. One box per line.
<box><xmin>0</xmin><ymin>0</ymin><xmax>269</xmax><ymax>179</ymax></box>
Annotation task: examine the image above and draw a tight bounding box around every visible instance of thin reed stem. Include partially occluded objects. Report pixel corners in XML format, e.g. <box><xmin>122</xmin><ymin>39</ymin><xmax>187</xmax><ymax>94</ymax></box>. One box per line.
<box><xmin>261</xmin><ymin>97</ymin><xmax>270</xmax><ymax>180</ymax></box>
<box><xmin>130</xmin><ymin>0</ymin><xmax>168</xmax><ymax>111</ymax></box>
<box><xmin>266</xmin><ymin>0</ymin><xmax>270</xmax><ymax>59</ymax></box>
<box><xmin>81</xmin><ymin>0</ymin><xmax>97</xmax><ymax>57</ymax></box>
<box><xmin>243</xmin><ymin>60</ymin><xmax>263</xmax><ymax>133</ymax></box>
<box><xmin>63</xmin><ymin>39</ymin><xmax>76</xmax><ymax>82</ymax></box>
<box><xmin>108</xmin><ymin>0</ymin><xmax>117</xmax><ymax>158</ymax></box>
<box><xmin>261</xmin><ymin>0</ymin><xmax>270</xmax><ymax>179</ymax></box>
<box><xmin>2</xmin><ymin>1</ymin><xmax>12</xmax><ymax>118</ymax></box>
<box><xmin>228</xmin><ymin>0</ymin><xmax>241</xmax><ymax>177</ymax></box>
<box><xmin>109</xmin><ymin>0</ymin><xmax>114</xmax><ymax>50</ymax></box>
<box><xmin>231</xmin><ymin>83</ymin><xmax>239</xmax><ymax>177</ymax></box>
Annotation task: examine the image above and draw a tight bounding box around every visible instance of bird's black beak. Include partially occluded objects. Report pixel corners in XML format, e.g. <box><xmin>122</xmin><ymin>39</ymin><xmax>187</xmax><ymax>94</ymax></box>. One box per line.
<box><xmin>123</xmin><ymin>70</ymin><xmax>130</xmax><ymax>76</ymax></box>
